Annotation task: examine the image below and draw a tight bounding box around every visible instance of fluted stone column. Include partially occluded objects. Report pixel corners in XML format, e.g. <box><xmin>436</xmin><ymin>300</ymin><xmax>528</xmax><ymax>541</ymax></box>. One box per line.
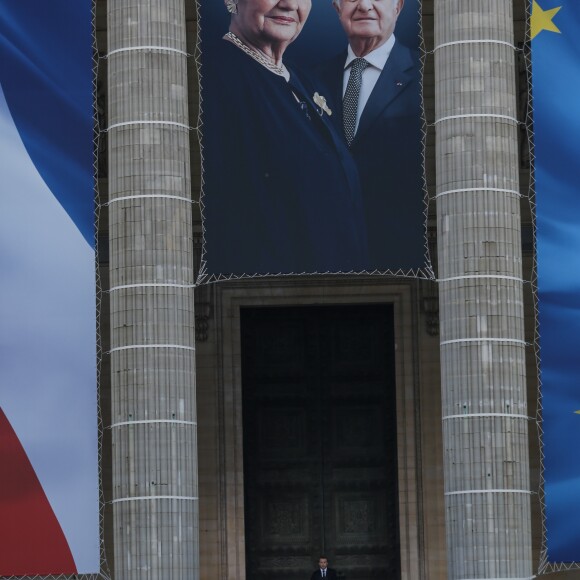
<box><xmin>435</xmin><ymin>1</ymin><xmax>532</xmax><ymax>578</ymax></box>
<box><xmin>107</xmin><ymin>1</ymin><xmax>198</xmax><ymax>578</ymax></box>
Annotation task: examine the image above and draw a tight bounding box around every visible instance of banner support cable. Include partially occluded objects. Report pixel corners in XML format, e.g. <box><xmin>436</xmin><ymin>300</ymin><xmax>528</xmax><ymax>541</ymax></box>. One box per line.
<box><xmin>433</xmin><ymin>39</ymin><xmax>517</xmax><ymax>51</ymax></box>
<box><xmin>106</xmin><ymin>120</ymin><xmax>191</xmax><ymax>131</ymax></box>
<box><xmin>435</xmin><ymin>187</ymin><xmax>522</xmax><ymax>199</ymax></box>
<box><xmin>442</xmin><ymin>413</ymin><xmax>532</xmax><ymax>421</ymax></box>
<box><xmin>106</xmin><ymin>194</ymin><xmax>194</xmax><ymax>205</ymax></box>
<box><xmin>93</xmin><ymin>0</ymin><xmax>112</xmax><ymax>575</ymax></box>
<box><xmin>452</xmin><ymin>577</ymin><xmax>535</xmax><ymax>580</ymax></box>
<box><xmin>107</xmin><ymin>46</ymin><xmax>189</xmax><ymax>57</ymax></box>
<box><xmin>111</xmin><ymin>496</ymin><xmax>199</xmax><ymax>504</ymax></box>
<box><xmin>109</xmin><ymin>419</ymin><xmax>197</xmax><ymax>428</ymax></box>
<box><xmin>434</xmin><ymin>113</ymin><xmax>520</xmax><ymax>125</ymax></box>
<box><xmin>445</xmin><ymin>490</ymin><xmax>533</xmax><ymax>497</ymax></box>
<box><xmin>440</xmin><ymin>338</ymin><xmax>529</xmax><ymax>346</ymax></box>
<box><xmin>109</xmin><ymin>282</ymin><xmax>196</xmax><ymax>292</ymax></box>
<box><xmin>108</xmin><ymin>344</ymin><xmax>196</xmax><ymax>353</ymax></box>
<box><xmin>438</xmin><ymin>274</ymin><xmax>525</xmax><ymax>283</ymax></box>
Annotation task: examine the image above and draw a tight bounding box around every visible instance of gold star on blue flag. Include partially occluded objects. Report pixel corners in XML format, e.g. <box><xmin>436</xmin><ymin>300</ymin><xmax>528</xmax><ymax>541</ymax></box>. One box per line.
<box><xmin>531</xmin><ymin>0</ymin><xmax>561</xmax><ymax>39</ymax></box>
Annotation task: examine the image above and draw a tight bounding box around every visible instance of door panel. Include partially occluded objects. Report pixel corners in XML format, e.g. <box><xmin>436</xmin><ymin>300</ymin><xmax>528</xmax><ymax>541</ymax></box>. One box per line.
<box><xmin>241</xmin><ymin>305</ymin><xmax>400</xmax><ymax>580</ymax></box>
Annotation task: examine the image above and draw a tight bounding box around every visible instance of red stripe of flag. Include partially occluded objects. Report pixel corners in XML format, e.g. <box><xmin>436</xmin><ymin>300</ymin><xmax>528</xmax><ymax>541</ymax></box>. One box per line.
<box><xmin>0</xmin><ymin>406</ymin><xmax>77</xmax><ymax>575</ymax></box>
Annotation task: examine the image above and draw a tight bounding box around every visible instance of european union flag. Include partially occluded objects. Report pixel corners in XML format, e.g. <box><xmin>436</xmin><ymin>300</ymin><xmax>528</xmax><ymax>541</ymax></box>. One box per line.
<box><xmin>532</xmin><ymin>0</ymin><xmax>580</xmax><ymax>563</ymax></box>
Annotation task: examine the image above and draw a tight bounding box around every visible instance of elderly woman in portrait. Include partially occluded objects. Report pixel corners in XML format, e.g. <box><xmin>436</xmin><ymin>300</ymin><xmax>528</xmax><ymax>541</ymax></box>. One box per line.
<box><xmin>201</xmin><ymin>0</ymin><xmax>369</xmax><ymax>278</ymax></box>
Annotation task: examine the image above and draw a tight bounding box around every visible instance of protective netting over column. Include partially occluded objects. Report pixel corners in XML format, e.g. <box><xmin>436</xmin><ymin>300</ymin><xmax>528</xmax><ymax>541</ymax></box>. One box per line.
<box><xmin>107</xmin><ymin>1</ymin><xmax>199</xmax><ymax>578</ymax></box>
<box><xmin>434</xmin><ymin>0</ymin><xmax>533</xmax><ymax>578</ymax></box>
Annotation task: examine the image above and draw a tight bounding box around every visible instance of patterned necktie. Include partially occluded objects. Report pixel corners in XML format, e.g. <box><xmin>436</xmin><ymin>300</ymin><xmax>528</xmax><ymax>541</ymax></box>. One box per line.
<box><xmin>343</xmin><ymin>57</ymin><xmax>369</xmax><ymax>146</ymax></box>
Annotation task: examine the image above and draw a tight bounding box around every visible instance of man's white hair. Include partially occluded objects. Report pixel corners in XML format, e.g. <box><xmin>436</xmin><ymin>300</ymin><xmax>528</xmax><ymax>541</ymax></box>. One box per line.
<box><xmin>332</xmin><ymin>0</ymin><xmax>398</xmax><ymax>6</ymax></box>
<box><xmin>333</xmin><ymin>0</ymin><xmax>399</xmax><ymax>6</ymax></box>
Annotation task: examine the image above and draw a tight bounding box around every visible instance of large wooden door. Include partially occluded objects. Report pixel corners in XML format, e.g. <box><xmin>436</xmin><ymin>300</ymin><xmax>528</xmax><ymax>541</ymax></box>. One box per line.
<box><xmin>241</xmin><ymin>305</ymin><xmax>400</xmax><ymax>580</ymax></box>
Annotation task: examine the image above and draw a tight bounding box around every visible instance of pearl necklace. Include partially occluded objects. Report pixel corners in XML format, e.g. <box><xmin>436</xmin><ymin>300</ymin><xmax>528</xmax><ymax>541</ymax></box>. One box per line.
<box><xmin>224</xmin><ymin>32</ymin><xmax>287</xmax><ymax>77</ymax></box>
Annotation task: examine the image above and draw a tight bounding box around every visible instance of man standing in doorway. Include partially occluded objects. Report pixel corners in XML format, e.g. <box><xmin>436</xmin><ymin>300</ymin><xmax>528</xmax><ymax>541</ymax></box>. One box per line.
<box><xmin>315</xmin><ymin>0</ymin><xmax>424</xmax><ymax>272</ymax></box>
<box><xmin>310</xmin><ymin>556</ymin><xmax>337</xmax><ymax>579</ymax></box>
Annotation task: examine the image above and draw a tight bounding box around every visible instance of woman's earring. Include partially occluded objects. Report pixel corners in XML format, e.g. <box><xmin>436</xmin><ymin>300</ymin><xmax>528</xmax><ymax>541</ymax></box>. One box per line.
<box><xmin>225</xmin><ymin>0</ymin><xmax>238</xmax><ymax>14</ymax></box>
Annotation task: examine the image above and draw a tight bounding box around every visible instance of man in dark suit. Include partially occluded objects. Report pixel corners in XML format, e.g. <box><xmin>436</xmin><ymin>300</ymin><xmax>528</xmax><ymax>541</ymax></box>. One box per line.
<box><xmin>315</xmin><ymin>0</ymin><xmax>425</xmax><ymax>272</ymax></box>
<box><xmin>310</xmin><ymin>556</ymin><xmax>337</xmax><ymax>579</ymax></box>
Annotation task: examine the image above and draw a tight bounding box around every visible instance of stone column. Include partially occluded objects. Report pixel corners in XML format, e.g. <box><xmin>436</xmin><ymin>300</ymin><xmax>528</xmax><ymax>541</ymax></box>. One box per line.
<box><xmin>434</xmin><ymin>1</ymin><xmax>532</xmax><ymax>578</ymax></box>
<box><xmin>107</xmin><ymin>1</ymin><xmax>198</xmax><ymax>578</ymax></box>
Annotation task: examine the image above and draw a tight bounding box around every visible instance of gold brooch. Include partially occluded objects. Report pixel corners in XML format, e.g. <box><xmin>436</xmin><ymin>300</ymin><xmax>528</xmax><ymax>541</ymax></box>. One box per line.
<box><xmin>313</xmin><ymin>92</ymin><xmax>332</xmax><ymax>117</ymax></box>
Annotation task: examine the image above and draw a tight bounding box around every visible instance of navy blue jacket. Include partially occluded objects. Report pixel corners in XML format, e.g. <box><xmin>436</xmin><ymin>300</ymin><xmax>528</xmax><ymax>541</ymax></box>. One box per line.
<box><xmin>201</xmin><ymin>40</ymin><xmax>369</xmax><ymax>278</ymax></box>
<box><xmin>315</xmin><ymin>41</ymin><xmax>426</xmax><ymax>271</ymax></box>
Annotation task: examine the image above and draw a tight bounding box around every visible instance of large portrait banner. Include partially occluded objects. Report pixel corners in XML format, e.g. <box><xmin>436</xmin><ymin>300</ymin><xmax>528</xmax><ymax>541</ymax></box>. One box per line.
<box><xmin>0</xmin><ymin>1</ymin><xmax>99</xmax><ymax>576</ymax></box>
<box><xmin>531</xmin><ymin>0</ymin><xmax>580</xmax><ymax>567</ymax></box>
<box><xmin>198</xmin><ymin>0</ymin><xmax>428</xmax><ymax>280</ymax></box>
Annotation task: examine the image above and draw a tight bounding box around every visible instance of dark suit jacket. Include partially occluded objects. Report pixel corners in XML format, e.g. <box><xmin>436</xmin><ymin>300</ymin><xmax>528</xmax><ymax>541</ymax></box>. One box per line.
<box><xmin>201</xmin><ymin>40</ymin><xmax>370</xmax><ymax>279</ymax></box>
<box><xmin>315</xmin><ymin>40</ymin><xmax>426</xmax><ymax>271</ymax></box>
<box><xmin>310</xmin><ymin>567</ymin><xmax>337</xmax><ymax>580</ymax></box>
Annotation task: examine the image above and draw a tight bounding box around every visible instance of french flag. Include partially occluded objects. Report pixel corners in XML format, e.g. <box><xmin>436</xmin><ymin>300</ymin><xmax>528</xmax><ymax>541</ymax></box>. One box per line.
<box><xmin>0</xmin><ymin>1</ymin><xmax>99</xmax><ymax>575</ymax></box>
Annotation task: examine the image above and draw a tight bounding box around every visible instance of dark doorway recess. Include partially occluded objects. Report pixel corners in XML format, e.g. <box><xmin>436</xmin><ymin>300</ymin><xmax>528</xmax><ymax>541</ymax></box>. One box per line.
<box><xmin>241</xmin><ymin>305</ymin><xmax>400</xmax><ymax>580</ymax></box>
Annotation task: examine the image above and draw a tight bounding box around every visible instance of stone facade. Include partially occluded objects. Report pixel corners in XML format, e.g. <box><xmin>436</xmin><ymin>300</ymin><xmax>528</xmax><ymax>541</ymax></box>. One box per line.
<box><xmin>95</xmin><ymin>0</ymin><xmax>561</xmax><ymax>578</ymax></box>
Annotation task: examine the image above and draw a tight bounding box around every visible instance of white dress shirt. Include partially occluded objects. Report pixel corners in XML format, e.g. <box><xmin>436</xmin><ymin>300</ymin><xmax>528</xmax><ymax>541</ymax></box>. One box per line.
<box><xmin>342</xmin><ymin>35</ymin><xmax>396</xmax><ymax>134</ymax></box>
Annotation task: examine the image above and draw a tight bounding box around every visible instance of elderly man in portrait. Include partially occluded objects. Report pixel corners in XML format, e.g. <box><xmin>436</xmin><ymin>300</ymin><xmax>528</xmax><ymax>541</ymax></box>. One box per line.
<box><xmin>316</xmin><ymin>0</ymin><xmax>425</xmax><ymax>271</ymax></box>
